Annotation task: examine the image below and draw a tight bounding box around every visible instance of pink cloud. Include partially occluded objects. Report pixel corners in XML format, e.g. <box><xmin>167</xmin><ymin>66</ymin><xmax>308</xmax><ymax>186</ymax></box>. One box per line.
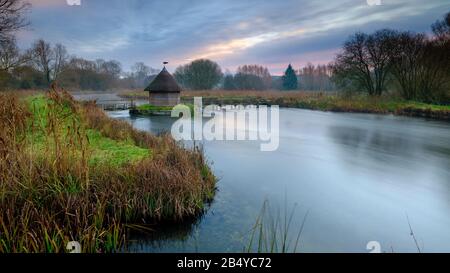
<box><xmin>217</xmin><ymin>48</ymin><xmax>340</xmax><ymax>76</ymax></box>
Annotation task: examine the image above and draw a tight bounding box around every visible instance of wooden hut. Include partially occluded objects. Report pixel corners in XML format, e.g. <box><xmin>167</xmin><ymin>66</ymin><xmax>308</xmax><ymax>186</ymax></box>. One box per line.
<box><xmin>144</xmin><ymin>66</ymin><xmax>181</xmax><ymax>107</ymax></box>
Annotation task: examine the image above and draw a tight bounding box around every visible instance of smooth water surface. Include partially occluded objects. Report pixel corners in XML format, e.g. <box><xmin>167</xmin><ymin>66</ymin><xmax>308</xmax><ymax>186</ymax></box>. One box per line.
<box><xmin>107</xmin><ymin>108</ymin><xmax>450</xmax><ymax>253</ymax></box>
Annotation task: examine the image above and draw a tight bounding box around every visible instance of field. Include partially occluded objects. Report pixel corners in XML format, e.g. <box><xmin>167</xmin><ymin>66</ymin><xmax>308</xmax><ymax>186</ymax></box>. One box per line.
<box><xmin>0</xmin><ymin>88</ymin><xmax>216</xmax><ymax>253</ymax></box>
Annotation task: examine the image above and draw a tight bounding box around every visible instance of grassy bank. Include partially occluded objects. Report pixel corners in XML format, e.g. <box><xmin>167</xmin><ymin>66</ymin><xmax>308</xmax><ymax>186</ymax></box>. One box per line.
<box><xmin>120</xmin><ymin>90</ymin><xmax>450</xmax><ymax>121</ymax></box>
<box><xmin>129</xmin><ymin>104</ymin><xmax>175</xmax><ymax>116</ymax></box>
<box><xmin>0</xmin><ymin>88</ymin><xmax>215</xmax><ymax>253</ymax></box>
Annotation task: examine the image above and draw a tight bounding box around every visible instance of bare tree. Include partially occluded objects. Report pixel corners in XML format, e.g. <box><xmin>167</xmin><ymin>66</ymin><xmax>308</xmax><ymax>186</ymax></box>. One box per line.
<box><xmin>431</xmin><ymin>11</ymin><xmax>450</xmax><ymax>42</ymax></box>
<box><xmin>31</xmin><ymin>39</ymin><xmax>54</xmax><ymax>84</ymax></box>
<box><xmin>0</xmin><ymin>0</ymin><xmax>30</xmax><ymax>43</ymax></box>
<box><xmin>131</xmin><ymin>62</ymin><xmax>150</xmax><ymax>76</ymax></box>
<box><xmin>69</xmin><ymin>56</ymin><xmax>96</xmax><ymax>71</ymax></box>
<box><xmin>99</xmin><ymin>60</ymin><xmax>122</xmax><ymax>79</ymax></box>
<box><xmin>382</xmin><ymin>12</ymin><xmax>450</xmax><ymax>103</ymax></box>
<box><xmin>389</xmin><ymin>32</ymin><xmax>427</xmax><ymax>100</ymax></box>
<box><xmin>299</xmin><ymin>63</ymin><xmax>315</xmax><ymax>90</ymax></box>
<box><xmin>52</xmin><ymin>43</ymin><xmax>67</xmax><ymax>80</ymax></box>
<box><xmin>236</xmin><ymin>64</ymin><xmax>272</xmax><ymax>89</ymax></box>
<box><xmin>299</xmin><ymin>63</ymin><xmax>335</xmax><ymax>91</ymax></box>
<box><xmin>0</xmin><ymin>37</ymin><xmax>28</xmax><ymax>71</ymax></box>
<box><xmin>365</xmin><ymin>30</ymin><xmax>396</xmax><ymax>95</ymax></box>
<box><xmin>419</xmin><ymin>12</ymin><xmax>450</xmax><ymax>103</ymax></box>
<box><xmin>131</xmin><ymin>62</ymin><xmax>158</xmax><ymax>88</ymax></box>
<box><xmin>333</xmin><ymin>32</ymin><xmax>374</xmax><ymax>94</ymax></box>
<box><xmin>333</xmin><ymin>30</ymin><xmax>396</xmax><ymax>95</ymax></box>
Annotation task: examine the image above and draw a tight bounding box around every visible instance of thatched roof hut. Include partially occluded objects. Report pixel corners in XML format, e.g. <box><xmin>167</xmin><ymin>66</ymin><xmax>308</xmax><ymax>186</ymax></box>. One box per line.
<box><xmin>145</xmin><ymin>67</ymin><xmax>181</xmax><ymax>106</ymax></box>
<box><xmin>145</xmin><ymin>67</ymin><xmax>181</xmax><ymax>93</ymax></box>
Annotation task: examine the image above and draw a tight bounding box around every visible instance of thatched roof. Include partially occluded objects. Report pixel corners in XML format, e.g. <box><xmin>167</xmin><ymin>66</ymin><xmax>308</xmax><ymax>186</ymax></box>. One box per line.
<box><xmin>144</xmin><ymin>67</ymin><xmax>181</xmax><ymax>93</ymax></box>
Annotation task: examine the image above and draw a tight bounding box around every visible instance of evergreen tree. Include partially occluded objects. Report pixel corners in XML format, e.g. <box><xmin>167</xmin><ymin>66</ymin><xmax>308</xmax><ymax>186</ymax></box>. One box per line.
<box><xmin>282</xmin><ymin>64</ymin><xmax>298</xmax><ymax>90</ymax></box>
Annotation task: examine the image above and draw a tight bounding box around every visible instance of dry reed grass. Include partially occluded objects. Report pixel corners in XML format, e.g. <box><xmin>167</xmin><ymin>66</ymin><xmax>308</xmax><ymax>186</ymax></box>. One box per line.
<box><xmin>0</xmin><ymin>87</ymin><xmax>215</xmax><ymax>253</ymax></box>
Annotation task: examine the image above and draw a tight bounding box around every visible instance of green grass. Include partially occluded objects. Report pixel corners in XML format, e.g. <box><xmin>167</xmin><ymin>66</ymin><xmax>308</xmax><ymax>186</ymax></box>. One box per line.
<box><xmin>137</xmin><ymin>104</ymin><xmax>174</xmax><ymax>111</ymax></box>
<box><xmin>399</xmin><ymin>101</ymin><xmax>450</xmax><ymax>111</ymax></box>
<box><xmin>87</xmin><ymin>130</ymin><xmax>150</xmax><ymax>166</ymax></box>
<box><xmin>134</xmin><ymin>103</ymin><xmax>195</xmax><ymax>117</ymax></box>
<box><xmin>27</xmin><ymin>95</ymin><xmax>151</xmax><ymax>167</ymax></box>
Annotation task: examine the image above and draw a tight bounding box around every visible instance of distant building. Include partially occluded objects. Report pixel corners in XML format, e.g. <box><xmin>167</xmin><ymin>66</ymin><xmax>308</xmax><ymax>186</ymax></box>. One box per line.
<box><xmin>144</xmin><ymin>66</ymin><xmax>181</xmax><ymax>106</ymax></box>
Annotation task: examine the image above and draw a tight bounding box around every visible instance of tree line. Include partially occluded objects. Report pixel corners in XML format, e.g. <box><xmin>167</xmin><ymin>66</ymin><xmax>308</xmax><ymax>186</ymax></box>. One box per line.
<box><xmin>0</xmin><ymin>37</ymin><xmax>163</xmax><ymax>90</ymax></box>
<box><xmin>174</xmin><ymin>60</ymin><xmax>334</xmax><ymax>91</ymax></box>
<box><xmin>0</xmin><ymin>1</ymin><xmax>448</xmax><ymax>103</ymax></box>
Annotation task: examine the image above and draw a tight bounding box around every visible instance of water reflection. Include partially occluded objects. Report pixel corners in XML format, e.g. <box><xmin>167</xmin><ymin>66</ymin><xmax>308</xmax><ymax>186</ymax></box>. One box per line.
<box><xmin>328</xmin><ymin>126</ymin><xmax>417</xmax><ymax>158</ymax></box>
<box><xmin>126</xmin><ymin>214</ymin><xmax>206</xmax><ymax>252</ymax></box>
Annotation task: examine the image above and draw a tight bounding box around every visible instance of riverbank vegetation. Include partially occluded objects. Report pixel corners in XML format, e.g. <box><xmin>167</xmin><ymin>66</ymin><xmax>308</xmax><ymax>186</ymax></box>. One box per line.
<box><xmin>129</xmin><ymin>104</ymin><xmax>175</xmax><ymax>116</ymax></box>
<box><xmin>0</xmin><ymin>88</ymin><xmax>215</xmax><ymax>253</ymax></box>
<box><xmin>119</xmin><ymin>90</ymin><xmax>450</xmax><ymax>121</ymax></box>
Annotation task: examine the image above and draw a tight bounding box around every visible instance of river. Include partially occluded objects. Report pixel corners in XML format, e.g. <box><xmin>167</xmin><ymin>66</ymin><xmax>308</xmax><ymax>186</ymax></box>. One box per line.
<box><xmin>76</xmin><ymin>93</ymin><xmax>450</xmax><ymax>253</ymax></box>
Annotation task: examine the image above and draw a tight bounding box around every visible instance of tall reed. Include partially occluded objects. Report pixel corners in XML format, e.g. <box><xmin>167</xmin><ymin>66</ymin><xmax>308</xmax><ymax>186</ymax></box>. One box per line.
<box><xmin>246</xmin><ymin>200</ymin><xmax>309</xmax><ymax>253</ymax></box>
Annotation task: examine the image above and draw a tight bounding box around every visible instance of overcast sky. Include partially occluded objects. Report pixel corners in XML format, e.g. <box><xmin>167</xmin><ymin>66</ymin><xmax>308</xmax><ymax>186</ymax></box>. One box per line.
<box><xmin>17</xmin><ymin>0</ymin><xmax>450</xmax><ymax>75</ymax></box>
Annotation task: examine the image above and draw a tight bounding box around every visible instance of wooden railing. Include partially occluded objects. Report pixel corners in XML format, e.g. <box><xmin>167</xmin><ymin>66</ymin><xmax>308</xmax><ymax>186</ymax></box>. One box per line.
<box><xmin>95</xmin><ymin>100</ymin><xmax>136</xmax><ymax>111</ymax></box>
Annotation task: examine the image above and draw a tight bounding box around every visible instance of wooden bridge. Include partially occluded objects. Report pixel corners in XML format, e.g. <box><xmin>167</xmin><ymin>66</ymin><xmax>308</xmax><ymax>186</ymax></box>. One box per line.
<box><xmin>95</xmin><ymin>100</ymin><xmax>136</xmax><ymax>111</ymax></box>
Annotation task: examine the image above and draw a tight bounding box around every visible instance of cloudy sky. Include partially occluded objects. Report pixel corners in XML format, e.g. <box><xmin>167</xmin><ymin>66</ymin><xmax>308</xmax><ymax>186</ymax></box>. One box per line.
<box><xmin>17</xmin><ymin>0</ymin><xmax>450</xmax><ymax>75</ymax></box>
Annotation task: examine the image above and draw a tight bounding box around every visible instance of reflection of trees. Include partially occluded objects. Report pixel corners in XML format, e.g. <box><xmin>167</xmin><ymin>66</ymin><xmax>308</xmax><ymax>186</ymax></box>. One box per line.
<box><xmin>328</xmin><ymin>126</ymin><xmax>415</xmax><ymax>158</ymax></box>
<box><xmin>129</xmin><ymin>116</ymin><xmax>176</xmax><ymax>135</ymax></box>
<box><xmin>368</xmin><ymin>131</ymin><xmax>412</xmax><ymax>156</ymax></box>
<box><xmin>329</xmin><ymin>126</ymin><xmax>368</xmax><ymax>149</ymax></box>
<box><xmin>422</xmin><ymin>143</ymin><xmax>450</xmax><ymax>173</ymax></box>
<box><xmin>126</xmin><ymin>212</ymin><xmax>206</xmax><ymax>251</ymax></box>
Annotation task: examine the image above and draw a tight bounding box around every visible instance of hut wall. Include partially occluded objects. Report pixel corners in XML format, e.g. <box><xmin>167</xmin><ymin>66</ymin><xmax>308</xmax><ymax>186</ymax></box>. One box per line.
<box><xmin>149</xmin><ymin>92</ymin><xmax>180</xmax><ymax>106</ymax></box>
